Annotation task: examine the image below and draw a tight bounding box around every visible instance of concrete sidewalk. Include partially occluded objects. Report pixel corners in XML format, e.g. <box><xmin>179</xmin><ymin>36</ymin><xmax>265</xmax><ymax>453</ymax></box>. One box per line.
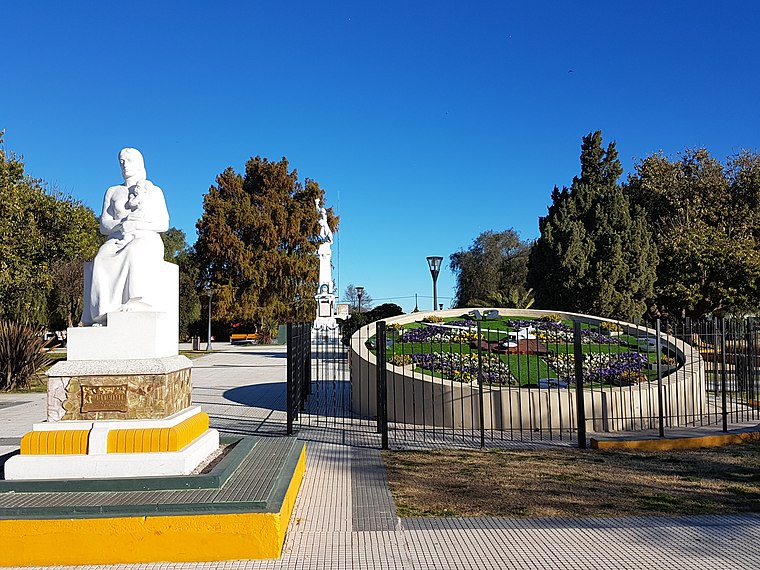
<box><xmin>1</xmin><ymin>346</ymin><xmax>759</xmax><ymax>569</ymax></box>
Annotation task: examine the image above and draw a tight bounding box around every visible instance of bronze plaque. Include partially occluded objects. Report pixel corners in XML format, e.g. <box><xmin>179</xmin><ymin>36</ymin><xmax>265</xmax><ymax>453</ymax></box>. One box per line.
<box><xmin>81</xmin><ymin>385</ymin><xmax>128</xmax><ymax>413</ymax></box>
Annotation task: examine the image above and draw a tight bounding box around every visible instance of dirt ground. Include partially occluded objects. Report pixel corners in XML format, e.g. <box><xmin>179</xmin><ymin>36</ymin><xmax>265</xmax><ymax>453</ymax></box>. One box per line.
<box><xmin>383</xmin><ymin>441</ymin><xmax>760</xmax><ymax>517</ymax></box>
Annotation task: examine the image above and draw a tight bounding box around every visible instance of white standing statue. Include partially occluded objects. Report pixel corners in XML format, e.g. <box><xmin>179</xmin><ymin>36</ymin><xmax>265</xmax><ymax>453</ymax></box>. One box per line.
<box><xmin>314</xmin><ymin>199</ymin><xmax>336</xmax><ymax>325</ymax></box>
<box><xmin>316</xmin><ymin>199</ymin><xmax>333</xmax><ymax>244</ymax></box>
<box><xmin>85</xmin><ymin>148</ymin><xmax>169</xmax><ymax>325</ymax></box>
<box><xmin>315</xmin><ymin>199</ymin><xmax>333</xmax><ymax>292</ymax></box>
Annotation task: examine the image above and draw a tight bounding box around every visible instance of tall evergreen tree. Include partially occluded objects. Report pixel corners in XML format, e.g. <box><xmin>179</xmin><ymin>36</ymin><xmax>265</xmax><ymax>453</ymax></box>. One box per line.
<box><xmin>625</xmin><ymin>149</ymin><xmax>760</xmax><ymax>317</ymax></box>
<box><xmin>529</xmin><ymin>131</ymin><xmax>657</xmax><ymax>319</ymax></box>
<box><xmin>194</xmin><ymin>156</ymin><xmax>338</xmax><ymax>330</ymax></box>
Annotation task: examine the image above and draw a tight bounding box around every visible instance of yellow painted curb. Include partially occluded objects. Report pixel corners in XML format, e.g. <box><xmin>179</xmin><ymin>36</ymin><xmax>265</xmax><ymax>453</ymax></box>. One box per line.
<box><xmin>108</xmin><ymin>411</ymin><xmax>210</xmax><ymax>453</ymax></box>
<box><xmin>20</xmin><ymin>430</ymin><xmax>90</xmax><ymax>455</ymax></box>
<box><xmin>19</xmin><ymin>413</ymin><xmax>211</xmax><ymax>455</ymax></box>
<box><xmin>0</xmin><ymin>444</ymin><xmax>306</xmax><ymax>566</ymax></box>
<box><xmin>591</xmin><ymin>430</ymin><xmax>760</xmax><ymax>451</ymax></box>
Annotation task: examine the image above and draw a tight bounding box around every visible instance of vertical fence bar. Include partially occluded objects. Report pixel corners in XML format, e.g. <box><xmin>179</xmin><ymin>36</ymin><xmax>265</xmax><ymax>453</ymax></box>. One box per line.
<box><xmin>378</xmin><ymin>321</ymin><xmax>389</xmax><ymax>449</ymax></box>
<box><xmin>754</xmin><ymin>317</ymin><xmax>759</xmax><ymax>413</ymax></box>
<box><xmin>376</xmin><ymin>322</ymin><xmax>383</xmax><ymax>433</ymax></box>
<box><xmin>573</xmin><ymin>321</ymin><xmax>586</xmax><ymax>449</ymax></box>
<box><xmin>286</xmin><ymin>323</ymin><xmax>295</xmax><ymax>435</ymax></box>
<box><xmin>720</xmin><ymin>317</ymin><xmax>728</xmax><ymax>432</ymax></box>
<box><xmin>477</xmin><ymin>321</ymin><xmax>485</xmax><ymax>448</ymax></box>
<box><xmin>655</xmin><ymin>319</ymin><xmax>665</xmax><ymax>437</ymax></box>
<box><xmin>748</xmin><ymin>318</ymin><xmax>757</xmax><ymax>410</ymax></box>
<box><xmin>303</xmin><ymin>324</ymin><xmax>311</xmax><ymax>409</ymax></box>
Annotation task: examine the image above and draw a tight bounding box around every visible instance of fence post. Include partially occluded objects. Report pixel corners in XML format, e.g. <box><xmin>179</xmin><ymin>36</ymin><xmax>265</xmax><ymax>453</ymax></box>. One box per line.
<box><xmin>286</xmin><ymin>323</ymin><xmax>294</xmax><ymax>435</ymax></box>
<box><xmin>573</xmin><ymin>321</ymin><xmax>587</xmax><ymax>449</ymax></box>
<box><xmin>303</xmin><ymin>324</ymin><xmax>311</xmax><ymax>404</ymax></box>
<box><xmin>477</xmin><ymin>321</ymin><xmax>485</xmax><ymax>448</ymax></box>
<box><xmin>747</xmin><ymin>317</ymin><xmax>757</xmax><ymax>400</ymax></box>
<box><xmin>748</xmin><ymin>317</ymin><xmax>757</xmax><ymax>402</ymax></box>
<box><xmin>655</xmin><ymin>319</ymin><xmax>665</xmax><ymax>437</ymax></box>
<box><xmin>376</xmin><ymin>321</ymin><xmax>389</xmax><ymax>449</ymax></box>
<box><xmin>720</xmin><ymin>317</ymin><xmax>728</xmax><ymax>432</ymax></box>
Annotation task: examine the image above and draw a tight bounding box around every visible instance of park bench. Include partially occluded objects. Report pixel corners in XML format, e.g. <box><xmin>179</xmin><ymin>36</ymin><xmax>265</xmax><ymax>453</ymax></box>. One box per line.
<box><xmin>230</xmin><ymin>333</ymin><xmax>258</xmax><ymax>344</ymax></box>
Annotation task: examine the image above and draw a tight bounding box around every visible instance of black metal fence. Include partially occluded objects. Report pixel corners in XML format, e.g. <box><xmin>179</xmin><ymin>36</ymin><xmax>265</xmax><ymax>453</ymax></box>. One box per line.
<box><xmin>287</xmin><ymin>315</ymin><xmax>760</xmax><ymax>449</ymax></box>
<box><xmin>286</xmin><ymin>322</ymin><xmax>311</xmax><ymax>435</ymax></box>
<box><xmin>286</xmin><ymin>323</ymin><xmax>379</xmax><ymax>445</ymax></box>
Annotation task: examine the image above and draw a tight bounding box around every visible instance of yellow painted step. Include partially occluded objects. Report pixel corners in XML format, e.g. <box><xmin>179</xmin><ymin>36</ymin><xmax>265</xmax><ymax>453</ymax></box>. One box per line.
<box><xmin>20</xmin><ymin>430</ymin><xmax>90</xmax><ymax>455</ymax></box>
<box><xmin>107</xmin><ymin>412</ymin><xmax>210</xmax><ymax>453</ymax></box>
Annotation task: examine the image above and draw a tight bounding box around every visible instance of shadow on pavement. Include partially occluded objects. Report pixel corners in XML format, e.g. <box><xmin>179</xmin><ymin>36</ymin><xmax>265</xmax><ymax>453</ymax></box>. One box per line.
<box><xmin>223</xmin><ymin>382</ymin><xmax>287</xmax><ymax>411</ymax></box>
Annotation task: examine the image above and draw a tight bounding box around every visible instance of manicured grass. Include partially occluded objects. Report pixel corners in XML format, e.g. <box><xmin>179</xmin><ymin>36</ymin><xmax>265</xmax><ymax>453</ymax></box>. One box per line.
<box><xmin>383</xmin><ymin>441</ymin><xmax>760</xmax><ymax>518</ymax></box>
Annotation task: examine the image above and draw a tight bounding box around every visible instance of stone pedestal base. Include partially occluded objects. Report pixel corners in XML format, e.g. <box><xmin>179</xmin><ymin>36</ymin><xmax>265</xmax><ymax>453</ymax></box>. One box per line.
<box><xmin>46</xmin><ymin>356</ymin><xmax>192</xmax><ymax>421</ymax></box>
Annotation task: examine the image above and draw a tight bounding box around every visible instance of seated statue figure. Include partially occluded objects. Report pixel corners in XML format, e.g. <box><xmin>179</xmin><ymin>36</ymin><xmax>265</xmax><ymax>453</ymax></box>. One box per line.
<box><xmin>85</xmin><ymin>148</ymin><xmax>169</xmax><ymax>325</ymax></box>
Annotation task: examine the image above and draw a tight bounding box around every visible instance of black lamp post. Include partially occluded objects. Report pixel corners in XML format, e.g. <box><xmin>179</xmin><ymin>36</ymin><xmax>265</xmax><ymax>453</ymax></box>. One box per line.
<box><xmin>206</xmin><ymin>287</ymin><xmax>214</xmax><ymax>351</ymax></box>
<box><xmin>356</xmin><ymin>286</ymin><xmax>364</xmax><ymax>313</ymax></box>
<box><xmin>426</xmin><ymin>256</ymin><xmax>443</xmax><ymax>311</ymax></box>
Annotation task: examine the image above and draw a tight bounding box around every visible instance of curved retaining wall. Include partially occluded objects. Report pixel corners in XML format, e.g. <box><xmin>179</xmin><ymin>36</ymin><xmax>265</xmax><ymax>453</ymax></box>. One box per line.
<box><xmin>350</xmin><ymin>309</ymin><xmax>706</xmax><ymax>433</ymax></box>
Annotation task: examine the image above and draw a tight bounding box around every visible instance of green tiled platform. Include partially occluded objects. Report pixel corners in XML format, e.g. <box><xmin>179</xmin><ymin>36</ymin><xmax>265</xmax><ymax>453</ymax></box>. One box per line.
<box><xmin>0</xmin><ymin>435</ymin><xmax>306</xmax><ymax>566</ymax></box>
<box><xmin>0</xmin><ymin>436</ymin><xmax>301</xmax><ymax>517</ymax></box>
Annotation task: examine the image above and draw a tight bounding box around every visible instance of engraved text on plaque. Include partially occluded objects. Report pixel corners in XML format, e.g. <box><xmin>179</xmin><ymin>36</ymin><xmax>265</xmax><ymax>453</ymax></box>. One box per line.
<box><xmin>81</xmin><ymin>385</ymin><xmax>128</xmax><ymax>413</ymax></box>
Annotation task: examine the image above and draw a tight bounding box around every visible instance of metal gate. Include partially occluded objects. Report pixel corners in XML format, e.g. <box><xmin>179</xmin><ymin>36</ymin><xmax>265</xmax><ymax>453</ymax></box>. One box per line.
<box><xmin>287</xmin><ymin>323</ymin><xmax>380</xmax><ymax>446</ymax></box>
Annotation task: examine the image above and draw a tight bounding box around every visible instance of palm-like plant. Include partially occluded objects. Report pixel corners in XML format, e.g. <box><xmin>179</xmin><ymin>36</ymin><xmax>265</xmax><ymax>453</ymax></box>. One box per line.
<box><xmin>0</xmin><ymin>321</ymin><xmax>51</xmax><ymax>391</ymax></box>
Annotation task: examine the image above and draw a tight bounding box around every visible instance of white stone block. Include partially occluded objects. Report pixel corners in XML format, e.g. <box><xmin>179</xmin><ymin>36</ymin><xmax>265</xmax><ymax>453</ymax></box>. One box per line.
<box><xmin>67</xmin><ymin>311</ymin><xmax>178</xmax><ymax>360</ymax></box>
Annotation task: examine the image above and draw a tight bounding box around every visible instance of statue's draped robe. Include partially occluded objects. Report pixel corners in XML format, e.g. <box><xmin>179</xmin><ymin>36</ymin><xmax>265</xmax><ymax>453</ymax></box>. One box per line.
<box><xmin>88</xmin><ymin>181</ymin><xmax>168</xmax><ymax>324</ymax></box>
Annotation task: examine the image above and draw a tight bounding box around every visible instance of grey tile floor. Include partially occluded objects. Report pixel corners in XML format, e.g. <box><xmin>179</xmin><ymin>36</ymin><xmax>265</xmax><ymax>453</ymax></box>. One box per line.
<box><xmin>1</xmin><ymin>344</ymin><xmax>759</xmax><ymax>569</ymax></box>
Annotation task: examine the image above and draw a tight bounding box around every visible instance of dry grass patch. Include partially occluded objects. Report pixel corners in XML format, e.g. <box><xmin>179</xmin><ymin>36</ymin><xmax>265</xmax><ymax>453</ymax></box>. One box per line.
<box><xmin>383</xmin><ymin>442</ymin><xmax>760</xmax><ymax>518</ymax></box>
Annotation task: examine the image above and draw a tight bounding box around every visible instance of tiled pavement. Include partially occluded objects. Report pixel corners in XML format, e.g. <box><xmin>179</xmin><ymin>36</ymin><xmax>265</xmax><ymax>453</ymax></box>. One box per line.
<box><xmin>1</xmin><ymin>344</ymin><xmax>759</xmax><ymax>569</ymax></box>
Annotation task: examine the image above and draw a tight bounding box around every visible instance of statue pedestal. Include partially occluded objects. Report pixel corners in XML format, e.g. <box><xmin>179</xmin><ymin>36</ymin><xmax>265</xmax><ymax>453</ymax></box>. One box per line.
<box><xmin>5</xmin><ymin>309</ymin><xmax>218</xmax><ymax>480</ymax></box>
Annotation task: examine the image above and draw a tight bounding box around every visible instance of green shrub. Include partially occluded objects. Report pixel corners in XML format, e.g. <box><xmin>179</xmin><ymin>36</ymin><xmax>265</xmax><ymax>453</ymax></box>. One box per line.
<box><xmin>0</xmin><ymin>321</ymin><xmax>51</xmax><ymax>391</ymax></box>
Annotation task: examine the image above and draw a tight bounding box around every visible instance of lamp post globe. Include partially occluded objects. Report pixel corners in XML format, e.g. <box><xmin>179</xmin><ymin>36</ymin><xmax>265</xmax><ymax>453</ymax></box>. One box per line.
<box><xmin>356</xmin><ymin>286</ymin><xmax>364</xmax><ymax>313</ymax></box>
<box><xmin>426</xmin><ymin>256</ymin><xmax>443</xmax><ymax>311</ymax></box>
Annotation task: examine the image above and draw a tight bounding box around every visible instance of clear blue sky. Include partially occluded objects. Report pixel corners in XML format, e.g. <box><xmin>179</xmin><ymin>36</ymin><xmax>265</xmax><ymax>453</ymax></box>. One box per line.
<box><xmin>3</xmin><ymin>1</ymin><xmax>759</xmax><ymax>312</ymax></box>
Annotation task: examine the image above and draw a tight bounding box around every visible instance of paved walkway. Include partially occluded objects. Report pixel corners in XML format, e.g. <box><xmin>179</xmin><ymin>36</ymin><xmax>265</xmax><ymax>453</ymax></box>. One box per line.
<box><xmin>1</xmin><ymin>345</ymin><xmax>759</xmax><ymax>569</ymax></box>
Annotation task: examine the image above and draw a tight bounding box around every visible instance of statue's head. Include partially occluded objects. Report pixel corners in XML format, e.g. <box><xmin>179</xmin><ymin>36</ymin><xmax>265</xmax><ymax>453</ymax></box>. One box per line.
<box><xmin>119</xmin><ymin>148</ymin><xmax>147</xmax><ymax>182</ymax></box>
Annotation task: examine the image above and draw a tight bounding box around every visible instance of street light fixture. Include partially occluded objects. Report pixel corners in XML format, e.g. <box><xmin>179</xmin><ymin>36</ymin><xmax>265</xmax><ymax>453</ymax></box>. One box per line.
<box><xmin>206</xmin><ymin>287</ymin><xmax>215</xmax><ymax>351</ymax></box>
<box><xmin>426</xmin><ymin>256</ymin><xmax>443</xmax><ymax>311</ymax></box>
<box><xmin>356</xmin><ymin>286</ymin><xmax>364</xmax><ymax>313</ymax></box>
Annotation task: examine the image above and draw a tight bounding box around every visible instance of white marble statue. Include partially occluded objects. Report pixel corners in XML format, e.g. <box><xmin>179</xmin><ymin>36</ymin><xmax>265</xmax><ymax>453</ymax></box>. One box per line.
<box><xmin>85</xmin><ymin>148</ymin><xmax>169</xmax><ymax>325</ymax></box>
<box><xmin>315</xmin><ymin>199</ymin><xmax>334</xmax><ymax>291</ymax></box>
<box><xmin>316</xmin><ymin>199</ymin><xmax>333</xmax><ymax>244</ymax></box>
